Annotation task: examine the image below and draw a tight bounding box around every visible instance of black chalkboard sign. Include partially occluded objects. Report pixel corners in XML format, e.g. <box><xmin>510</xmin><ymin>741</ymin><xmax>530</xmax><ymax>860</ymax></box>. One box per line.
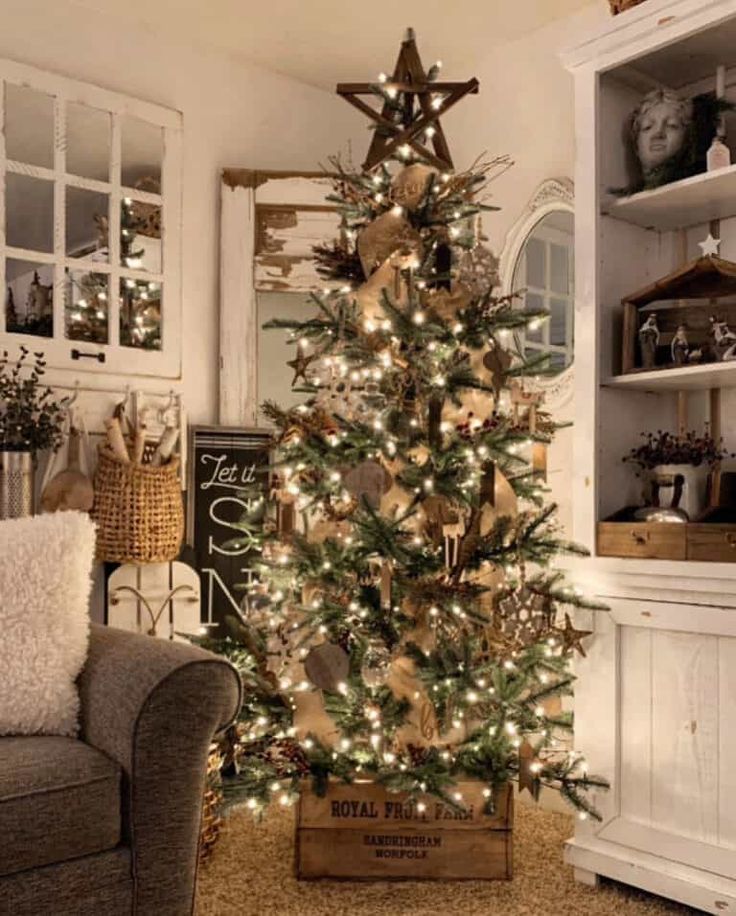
<box><xmin>187</xmin><ymin>425</ymin><xmax>272</xmax><ymax>631</ymax></box>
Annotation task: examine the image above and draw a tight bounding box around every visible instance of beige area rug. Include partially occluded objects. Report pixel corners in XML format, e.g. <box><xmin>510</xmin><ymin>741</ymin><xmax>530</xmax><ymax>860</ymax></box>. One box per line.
<box><xmin>196</xmin><ymin>801</ymin><xmax>693</xmax><ymax>915</ymax></box>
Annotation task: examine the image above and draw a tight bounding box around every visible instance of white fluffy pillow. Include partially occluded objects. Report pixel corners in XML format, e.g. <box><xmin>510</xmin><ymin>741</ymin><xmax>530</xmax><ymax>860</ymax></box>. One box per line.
<box><xmin>0</xmin><ymin>511</ymin><xmax>96</xmax><ymax>736</ymax></box>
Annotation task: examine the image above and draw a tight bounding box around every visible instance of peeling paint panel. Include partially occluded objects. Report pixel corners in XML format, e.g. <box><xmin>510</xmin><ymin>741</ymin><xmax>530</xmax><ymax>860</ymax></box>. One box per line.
<box><xmin>255</xmin><ymin>205</ymin><xmax>340</xmax><ymax>291</ymax></box>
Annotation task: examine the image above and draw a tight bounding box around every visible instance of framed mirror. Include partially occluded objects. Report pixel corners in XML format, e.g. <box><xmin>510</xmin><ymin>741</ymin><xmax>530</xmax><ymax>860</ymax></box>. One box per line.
<box><xmin>498</xmin><ymin>178</ymin><xmax>574</xmax><ymax>408</ymax></box>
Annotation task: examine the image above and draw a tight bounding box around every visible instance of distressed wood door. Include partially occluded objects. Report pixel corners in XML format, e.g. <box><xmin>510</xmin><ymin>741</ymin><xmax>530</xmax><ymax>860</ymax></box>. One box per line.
<box><xmin>219</xmin><ymin>169</ymin><xmax>341</xmax><ymax>426</ymax></box>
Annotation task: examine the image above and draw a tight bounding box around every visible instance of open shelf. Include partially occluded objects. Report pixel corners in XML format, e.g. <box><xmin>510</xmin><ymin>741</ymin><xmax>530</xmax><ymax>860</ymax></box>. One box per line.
<box><xmin>604</xmin><ymin>360</ymin><xmax>736</xmax><ymax>391</ymax></box>
<box><xmin>603</xmin><ymin>164</ymin><xmax>736</xmax><ymax>231</ymax></box>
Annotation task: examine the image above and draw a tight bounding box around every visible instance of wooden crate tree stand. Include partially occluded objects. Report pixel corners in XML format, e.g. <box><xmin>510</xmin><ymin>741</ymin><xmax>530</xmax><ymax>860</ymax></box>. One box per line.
<box><xmin>296</xmin><ymin>781</ymin><xmax>513</xmax><ymax>880</ymax></box>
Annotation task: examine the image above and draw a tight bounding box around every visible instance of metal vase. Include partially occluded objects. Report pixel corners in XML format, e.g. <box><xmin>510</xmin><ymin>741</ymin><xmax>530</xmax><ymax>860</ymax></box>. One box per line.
<box><xmin>649</xmin><ymin>463</ymin><xmax>709</xmax><ymax>521</ymax></box>
<box><xmin>0</xmin><ymin>451</ymin><xmax>33</xmax><ymax>519</ymax></box>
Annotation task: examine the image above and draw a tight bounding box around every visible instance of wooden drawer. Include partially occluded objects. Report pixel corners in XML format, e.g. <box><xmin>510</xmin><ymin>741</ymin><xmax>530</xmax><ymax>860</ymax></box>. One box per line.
<box><xmin>597</xmin><ymin>522</ymin><xmax>686</xmax><ymax>560</ymax></box>
<box><xmin>687</xmin><ymin>525</ymin><xmax>736</xmax><ymax>562</ymax></box>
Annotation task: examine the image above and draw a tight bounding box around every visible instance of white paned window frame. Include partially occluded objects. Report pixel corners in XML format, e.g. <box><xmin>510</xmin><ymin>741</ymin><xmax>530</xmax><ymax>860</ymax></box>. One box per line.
<box><xmin>518</xmin><ymin>221</ymin><xmax>575</xmax><ymax>371</ymax></box>
<box><xmin>0</xmin><ymin>58</ymin><xmax>182</xmax><ymax>378</ymax></box>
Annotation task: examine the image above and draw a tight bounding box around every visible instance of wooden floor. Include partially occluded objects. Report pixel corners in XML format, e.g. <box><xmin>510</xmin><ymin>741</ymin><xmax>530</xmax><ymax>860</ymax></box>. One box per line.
<box><xmin>196</xmin><ymin>799</ymin><xmax>694</xmax><ymax>915</ymax></box>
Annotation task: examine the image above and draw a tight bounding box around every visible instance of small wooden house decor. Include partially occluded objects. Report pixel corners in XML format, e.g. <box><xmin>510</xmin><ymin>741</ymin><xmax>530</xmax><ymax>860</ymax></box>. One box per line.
<box><xmin>621</xmin><ymin>254</ymin><xmax>736</xmax><ymax>374</ymax></box>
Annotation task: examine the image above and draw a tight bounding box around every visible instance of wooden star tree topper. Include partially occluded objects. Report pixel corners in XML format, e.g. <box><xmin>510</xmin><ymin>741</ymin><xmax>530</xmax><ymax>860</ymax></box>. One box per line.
<box><xmin>336</xmin><ymin>28</ymin><xmax>479</xmax><ymax>172</ymax></box>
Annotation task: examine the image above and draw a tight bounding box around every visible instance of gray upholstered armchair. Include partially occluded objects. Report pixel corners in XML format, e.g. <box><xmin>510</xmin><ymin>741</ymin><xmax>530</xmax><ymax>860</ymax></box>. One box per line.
<box><xmin>0</xmin><ymin>624</ymin><xmax>241</xmax><ymax>916</ymax></box>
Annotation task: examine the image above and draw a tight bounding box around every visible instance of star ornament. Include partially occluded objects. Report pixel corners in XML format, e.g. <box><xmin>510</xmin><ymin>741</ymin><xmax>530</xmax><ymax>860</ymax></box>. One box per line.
<box><xmin>698</xmin><ymin>233</ymin><xmax>721</xmax><ymax>257</ymax></box>
<box><xmin>559</xmin><ymin>612</ymin><xmax>593</xmax><ymax>658</ymax></box>
<box><xmin>287</xmin><ymin>349</ymin><xmax>316</xmax><ymax>386</ymax></box>
<box><xmin>336</xmin><ymin>28</ymin><xmax>479</xmax><ymax>172</ymax></box>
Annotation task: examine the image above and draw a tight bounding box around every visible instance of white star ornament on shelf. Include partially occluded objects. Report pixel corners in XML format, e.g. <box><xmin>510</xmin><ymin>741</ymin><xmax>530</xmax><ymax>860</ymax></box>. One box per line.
<box><xmin>698</xmin><ymin>233</ymin><xmax>721</xmax><ymax>257</ymax></box>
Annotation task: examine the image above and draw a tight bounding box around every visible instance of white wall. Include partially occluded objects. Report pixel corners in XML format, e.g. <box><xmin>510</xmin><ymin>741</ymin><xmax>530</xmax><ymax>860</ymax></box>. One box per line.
<box><xmin>7</xmin><ymin>1</ymin><xmax>612</xmax><ymax>613</ymax></box>
<box><xmin>328</xmin><ymin>7</ymin><xmax>609</xmax><ymax>533</ymax></box>
<box><xmin>447</xmin><ymin>4</ymin><xmax>606</xmax><ymax>252</ymax></box>
<box><xmin>4</xmin><ymin>0</ymin><xmax>606</xmax><ymax>445</ymax></box>
<box><xmin>0</xmin><ymin>0</ymin><xmax>359</xmax><ymax>425</ymax></box>
<box><xmin>444</xmin><ymin>4</ymin><xmax>607</xmax><ymax>533</ymax></box>
<box><xmin>0</xmin><ymin>0</ymin><xmax>362</xmax><ymax>620</ymax></box>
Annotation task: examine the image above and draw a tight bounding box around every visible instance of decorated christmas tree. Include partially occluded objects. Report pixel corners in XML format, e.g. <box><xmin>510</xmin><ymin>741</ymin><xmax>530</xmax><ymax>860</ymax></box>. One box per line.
<box><xmin>205</xmin><ymin>30</ymin><xmax>607</xmax><ymax>836</ymax></box>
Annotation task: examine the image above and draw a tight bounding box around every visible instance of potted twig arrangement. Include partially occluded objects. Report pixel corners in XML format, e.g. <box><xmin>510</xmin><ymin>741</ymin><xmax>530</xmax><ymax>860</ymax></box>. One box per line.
<box><xmin>0</xmin><ymin>347</ymin><xmax>65</xmax><ymax>518</ymax></box>
<box><xmin>624</xmin><ymin>430</ymin><xmax>730</xmax><ymax>520</ymax></box>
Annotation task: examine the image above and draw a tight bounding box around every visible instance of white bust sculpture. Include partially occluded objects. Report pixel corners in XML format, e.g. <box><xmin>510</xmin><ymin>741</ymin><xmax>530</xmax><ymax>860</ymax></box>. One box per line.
<box><xmin>632</xmin><ymin>88</ymin><xmax>692</xmax><ymax>177</ymax></box>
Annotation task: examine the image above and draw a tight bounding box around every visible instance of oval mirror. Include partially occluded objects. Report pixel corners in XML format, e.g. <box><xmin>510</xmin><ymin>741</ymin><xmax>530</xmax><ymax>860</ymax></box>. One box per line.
<box><xmin>500</xmin><ymin>179</ymin><xmax>575</xmax><ymax>396</ymax></box>
<box><xmin>512</xmin><ymin>209</ymin><xmax>574</xmax><ymax>373</ymax></box>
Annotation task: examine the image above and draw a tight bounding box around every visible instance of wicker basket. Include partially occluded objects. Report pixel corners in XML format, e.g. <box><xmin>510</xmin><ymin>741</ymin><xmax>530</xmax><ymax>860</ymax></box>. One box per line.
<box><xmin>92</xmin><ymin>446</ymin><xmax>184</xmax><ymax>564</ymax></box>
<box><xmin>608</xmin><ymin>0</ymin><xmax>646</xmax><ymax>13</ymax></box>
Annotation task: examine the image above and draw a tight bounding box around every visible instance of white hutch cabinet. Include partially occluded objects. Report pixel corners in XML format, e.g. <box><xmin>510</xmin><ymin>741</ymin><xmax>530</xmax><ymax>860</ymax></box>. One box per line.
<box><xmin>563</xmin><ymin>2</ymin><xmax>736</xmax><ymax>912</ymax></box>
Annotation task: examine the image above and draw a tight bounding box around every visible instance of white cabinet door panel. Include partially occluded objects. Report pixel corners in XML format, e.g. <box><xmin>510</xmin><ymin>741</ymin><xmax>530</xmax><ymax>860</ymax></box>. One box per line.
<box><xmin>620</xmin><ymin>626</ymin><xmax>653</xmax><ymax>824</ymax></box>
<box><xmin>719</xmin><ymin>638</ymin><xmax>736</xmax><ymax>849</ymax></box>
<box><xmin>591</xmin><ymin>600</ymin><xmax>736</xmax><ymax>880</ymax></box>
<box><xmin>650</xmin><ymin>631</ymin><xmax>719</xmax><ymax>845</ymax></box>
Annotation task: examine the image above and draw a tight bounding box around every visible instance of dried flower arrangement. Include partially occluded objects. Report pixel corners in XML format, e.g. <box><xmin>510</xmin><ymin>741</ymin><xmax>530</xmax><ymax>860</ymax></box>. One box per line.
<box><xmin>0</xmin><ymin>347</ymin><xmax>65</xmax><ymax>454</ymax></box>
<box><xmin>624</xmin><ymin>430</ymin><xmax>731</xmax><ymax>470</ymax></box>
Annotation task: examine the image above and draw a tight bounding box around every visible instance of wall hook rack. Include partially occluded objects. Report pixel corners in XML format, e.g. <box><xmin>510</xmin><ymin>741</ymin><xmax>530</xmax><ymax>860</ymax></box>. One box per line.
<box><xmin>113</xmin><ymin>385</ymin><xmax>132</xmax><ymax>422</ymax></box>
<box><xmin>110</xmin><ymin>583</ymin><xmax>198</xmax><ymax>638</ymax></box>
<box><xmin>106</xmin><ymin>562</ymin><xmax>202</xmax><ymax>642</ymax></box>
<box><xmin>60</xmin><ymin>380</ymin><xmax>81</xmax><ymax>410</ymax></box>
<box><xmin>158</xmin><ymin>389</ymin><xmax>178</xmax><ymax>424</ymax></box>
